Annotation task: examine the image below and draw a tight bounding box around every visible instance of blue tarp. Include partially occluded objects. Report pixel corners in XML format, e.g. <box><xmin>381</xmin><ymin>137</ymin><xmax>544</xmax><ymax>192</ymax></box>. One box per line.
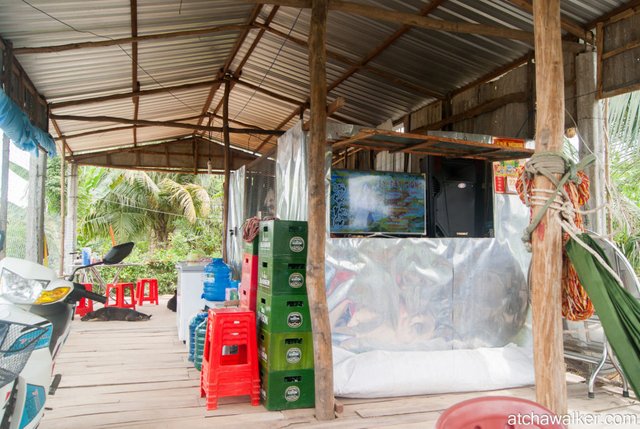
<box><xmin>0</xmin><ymin>88</ymin><xmax>56</xmax><ymax>157</ymax></box>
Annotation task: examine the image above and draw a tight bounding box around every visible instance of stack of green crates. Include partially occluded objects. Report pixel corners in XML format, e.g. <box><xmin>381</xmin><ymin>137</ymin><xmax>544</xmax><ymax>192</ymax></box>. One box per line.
<box><xmin>256</xmin><ymin>220</ymin><xmax>314</xmax><ymax>411</ymax></box>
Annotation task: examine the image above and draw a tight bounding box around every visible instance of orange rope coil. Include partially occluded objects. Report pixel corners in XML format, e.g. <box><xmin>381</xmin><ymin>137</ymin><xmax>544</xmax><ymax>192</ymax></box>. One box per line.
<box><xmin>516</xmin><ymin>166</ymin><xmax>595</xmax><ymax>321</ymax></box>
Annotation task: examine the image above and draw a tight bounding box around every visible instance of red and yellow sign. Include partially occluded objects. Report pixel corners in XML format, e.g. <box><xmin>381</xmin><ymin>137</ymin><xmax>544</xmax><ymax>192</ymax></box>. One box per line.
<box><xmin>493</xmin><ymin>137</ymin><xmax>526</xmax><ymax>149</ymax></box>
<box><xmin>494</xmin><ymin>160</ymin><xmax>523</xmax><ymax>195</ymax></box>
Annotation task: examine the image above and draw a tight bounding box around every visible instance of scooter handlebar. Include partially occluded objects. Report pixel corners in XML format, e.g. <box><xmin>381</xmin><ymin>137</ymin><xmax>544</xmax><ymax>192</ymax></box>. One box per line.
<box><xmin>71</xmin><ymin>283</ymin><xmax>107</xmax><ymax>304</ymax></box>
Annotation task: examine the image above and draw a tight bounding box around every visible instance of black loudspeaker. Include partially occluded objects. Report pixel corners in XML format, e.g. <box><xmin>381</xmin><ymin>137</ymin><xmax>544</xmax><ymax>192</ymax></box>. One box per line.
<box><xmin>421</xmin><ymin>157</ymin><xmax>493</xmax><ymax>238</ymax></box>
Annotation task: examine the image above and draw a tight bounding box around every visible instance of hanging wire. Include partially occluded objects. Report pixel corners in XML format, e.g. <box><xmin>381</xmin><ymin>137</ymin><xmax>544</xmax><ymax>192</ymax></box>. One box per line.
<box><xmin>232</xmin><ymin>8</ymin><xmax>303</xmax><ymax>122</ymax></box>
<box><xmin>22</xmin><ymin>0</ymin><xmax>199</xmax><ymax>112</ymax></box>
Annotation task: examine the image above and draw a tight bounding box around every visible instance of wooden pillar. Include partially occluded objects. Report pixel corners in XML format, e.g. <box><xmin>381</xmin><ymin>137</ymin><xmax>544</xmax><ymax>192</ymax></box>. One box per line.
<box><xmin>64</xmin><ymin>162</ymin><xmax>79</xmax><ymax>273</ymax></box>
<box><xmin>576</xmin><ymin>51</ymin><xmax>606</xmax><ymax>235</ymax></box>
<box><xmin>59</xmin><ymin>148</ymin><xmax>66</xmax><ymax>275</ymax></box>
<box><xmin>26</xmin><ymin>151</ymin><xmax>47</xmax><ymax>263</ymax></box>
<box><xmin>308</xmin><ymin>0</ymin><xmax>334</xmax><ymax>421</ymax></box>
<box><xmin>0</xmin><ymin>134</ymin><xmax>9</xmax><ymax>260</ymax></box>
<box><xmin>222</xmin><ymin>77</ymin><xmax>231</xmax><ymax>262</ymax></box>
<box><xmin>531</xmin><ymin>0</ymin><xmax>568</xmax><ymax>415</ymax></box>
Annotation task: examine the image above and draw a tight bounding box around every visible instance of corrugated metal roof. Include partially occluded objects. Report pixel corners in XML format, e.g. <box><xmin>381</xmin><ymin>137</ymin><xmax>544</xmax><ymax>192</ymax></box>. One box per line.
<box><xmin>0</xmin><ymin>0</ymin><xmax>632</xmax><ymax>161</ymax></box>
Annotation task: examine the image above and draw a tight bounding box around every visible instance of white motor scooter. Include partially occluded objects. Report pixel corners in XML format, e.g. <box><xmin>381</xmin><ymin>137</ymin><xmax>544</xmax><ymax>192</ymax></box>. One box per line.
<box><xmin>0</xmin><ymin>242</ymin><xmax>134</xmax><ymax>429</ymax></box>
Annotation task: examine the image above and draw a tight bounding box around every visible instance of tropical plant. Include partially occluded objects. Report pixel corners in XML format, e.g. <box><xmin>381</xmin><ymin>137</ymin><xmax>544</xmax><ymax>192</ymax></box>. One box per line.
<box><xmin>80</xmin><ymin>170</ymin><xmax>213</xmax><ymax>248</ymax></box>
<box><xmin>607</xmin><ymin>91</ymin><xmax>640</xmax><ymax>273</ymax></box>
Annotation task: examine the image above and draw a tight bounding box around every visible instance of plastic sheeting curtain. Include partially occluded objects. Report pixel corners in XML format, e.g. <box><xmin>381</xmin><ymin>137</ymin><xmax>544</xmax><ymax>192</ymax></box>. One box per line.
<box><xmin>276</xmin><ymin>122</ymin><xmax>307</xmax><ymax>221</ymax></box>
<box><xmin>227</xmin><ymin>167</ymin><xmax>245</xmax><ymax>277</ymax></box>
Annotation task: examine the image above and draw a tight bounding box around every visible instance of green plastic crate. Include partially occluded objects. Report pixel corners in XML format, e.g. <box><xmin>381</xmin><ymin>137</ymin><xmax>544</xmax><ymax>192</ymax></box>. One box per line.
<box><xmin>258</xmin><ymin>220</ymin><xmax>307</xmax><ymax>261</ymax></box>
<box><xmin>259</xmin><ymin>366</ymin><xmax>315</xmax><ymax>411</ymax></box>
<box><xmin>258</xmin><ymin>257</ymin><xmax>306</xmax><ymax>295</ymax></box>
<box><xmin>258</xmin><ymin>329</ymin><xmax>314</xmax><ymax>371</ymax></box>
<box><xmin>193</xmin><ymin>320</ymin><xmax>207</xmax><ymax>371</ymax></box>
<box><xmin>243</xmin><ymin>238</ymin><xmax>259</xmax><ymax>256</ymax></box>
<box><xmin>257</xmin><ymin>290</ymin><xmax>311</xmax><ymax>333</ymax></box>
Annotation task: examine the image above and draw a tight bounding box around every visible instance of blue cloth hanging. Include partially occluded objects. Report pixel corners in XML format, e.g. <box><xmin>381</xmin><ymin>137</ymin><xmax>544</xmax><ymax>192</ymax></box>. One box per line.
<box><xmin>0</xmin><ymin>88</ymin><xmax>56</xmax><ymax>156</ymax></box>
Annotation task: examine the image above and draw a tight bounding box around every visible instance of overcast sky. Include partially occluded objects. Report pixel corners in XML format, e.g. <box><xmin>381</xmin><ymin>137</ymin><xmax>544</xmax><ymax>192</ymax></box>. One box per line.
<box><xmin>0</xmin><ymin>130</ymin><xmax>30</xmax><ymax>208</ymax></box>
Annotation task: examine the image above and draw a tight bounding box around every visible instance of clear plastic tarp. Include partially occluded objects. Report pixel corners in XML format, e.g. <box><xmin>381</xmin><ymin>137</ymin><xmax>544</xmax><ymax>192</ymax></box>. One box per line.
<box><xmin>256</xmin><ymin>122</ymin><xmax>534</xmax><ymax>396</ymax></box>
<box><xmin>227</xmin><ymin>167</ymin><xmax>245</xmax><ymax>278</ymax></box>
<box><xmin>276</xmin><ymin>122</ymin><xmax>307</xmax><ymax>221</ymax></box>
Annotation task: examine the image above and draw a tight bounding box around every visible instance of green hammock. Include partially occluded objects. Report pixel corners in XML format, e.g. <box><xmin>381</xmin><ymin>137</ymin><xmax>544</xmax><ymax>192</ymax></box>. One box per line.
<box><xmin>565</xmin><ymin>233</ymin><xmax>640</xmax><ymax>399</ymax></box>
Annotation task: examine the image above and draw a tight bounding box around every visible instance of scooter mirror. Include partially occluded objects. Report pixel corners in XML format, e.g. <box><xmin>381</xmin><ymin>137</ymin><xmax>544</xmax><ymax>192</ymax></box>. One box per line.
<box><xmin>102</xmin><ymin>242</ymin><xmax>135</xmax><ymax>265</ymax></box>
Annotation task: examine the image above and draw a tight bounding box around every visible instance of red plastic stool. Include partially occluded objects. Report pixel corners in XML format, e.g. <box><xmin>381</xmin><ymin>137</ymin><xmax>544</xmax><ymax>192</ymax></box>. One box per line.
<box><xmin>436</xmin><ymin>396</ymin><xmax>566</xmax><ymax>429</ymax></box>
<box><xmin>136</xmin><ymin>278</ymin><xmax>159</xmax><ymax>305</ymax></box>
<box><xmin>105</xmin><ymin>283</ymin><xmax>136</xmax><ymax>309</ymax></box>
<box><xmin>200</xmin><ymin>308</ymin><xmax>260</xmax><ymax>410</ymax></box>
<box><xmin>74</xmin><ymin>283</ymin><xmax>94</xmax><ymax>318</ymax></box>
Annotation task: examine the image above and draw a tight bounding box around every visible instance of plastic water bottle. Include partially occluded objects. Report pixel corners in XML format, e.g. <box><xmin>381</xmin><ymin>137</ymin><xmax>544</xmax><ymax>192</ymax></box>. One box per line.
<box><xmin>202</xmin><ymin>258</ymin><xmax>230</xmax><ymax>301</ymax></box>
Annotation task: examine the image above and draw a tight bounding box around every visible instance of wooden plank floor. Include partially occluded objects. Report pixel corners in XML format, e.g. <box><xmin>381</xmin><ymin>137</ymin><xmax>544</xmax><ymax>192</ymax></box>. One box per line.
<box><xmin>41</xmin><ymin>297</ymin><xmax>639</xmax><ymax>429</ymax></box>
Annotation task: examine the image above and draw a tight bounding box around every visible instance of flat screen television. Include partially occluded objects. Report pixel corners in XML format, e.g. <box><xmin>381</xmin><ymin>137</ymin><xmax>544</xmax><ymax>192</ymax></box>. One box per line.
<box><xmin>330</xmin><ymin>169</ymin><xmax>426</xmax><ymax>235</ymax></box>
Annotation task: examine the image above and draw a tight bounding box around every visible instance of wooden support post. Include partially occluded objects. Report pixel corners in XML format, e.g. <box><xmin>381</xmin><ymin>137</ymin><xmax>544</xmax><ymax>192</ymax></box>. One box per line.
<box><xmin>26</xmin><ymin>151</ymin><xmax>47</xmax><ymax>264</ymax></box>
<box><xmin>0</xmin><ymin>134</ymin><xmax>9</xmax><ymax>260</ymax></box>
<box><xmin>64</xmin><ymin>163</ymin><xmax>78</xmax><ymax>274</ymax></box>
<box><xmin>576</xmin><ymin>51</ymin><xmax>606</xmax><ymax>235</ymax></box>
<box><xmin>222</xmin><ymin>77</ymin><xmax>231</xmax><ymax>262</ymax></box>
<box><xmin>531</xmin><ymin>0</ymin><xmax>568</xmax><ymax>415</ymax></box>
<box><xmin>59</xmin><ymin>146</ymin><xmax>66</xmax><ymax>275</ymax></box>
<box><xmin>308</xmin><ymin>0</ymin><xmax>334</xmax><ymax>421</ymax></box>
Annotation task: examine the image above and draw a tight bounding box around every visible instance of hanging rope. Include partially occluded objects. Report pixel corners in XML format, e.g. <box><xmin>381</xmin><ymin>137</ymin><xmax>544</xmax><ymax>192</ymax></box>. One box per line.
<box><xmin>516</xmin><ymin>152</ymin><xmax>598</xmax><ymax>321</ymax></box>
<box><xmin>241</xmin><ymin>215</ymin><xmax>279</xmax><ymax>243</ymax></box>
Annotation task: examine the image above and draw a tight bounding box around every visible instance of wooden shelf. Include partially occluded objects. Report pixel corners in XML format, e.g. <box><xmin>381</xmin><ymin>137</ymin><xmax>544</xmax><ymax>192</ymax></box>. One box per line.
<box><xmin>331</xmin><ymin>129</ymin><xmax>534</xmax><ymax>161</ymax></box>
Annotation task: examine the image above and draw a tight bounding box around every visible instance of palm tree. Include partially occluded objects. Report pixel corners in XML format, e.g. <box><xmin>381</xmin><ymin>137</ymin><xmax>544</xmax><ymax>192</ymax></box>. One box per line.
<box><xmin>80</xmin><ymin>170</ymin><xmax>212</xmax><ymax>248</ymax></box>
<box><xmin>606</xmin><ymin>91</ymin><xmax>640</xmax><ymax>272</ymax></box>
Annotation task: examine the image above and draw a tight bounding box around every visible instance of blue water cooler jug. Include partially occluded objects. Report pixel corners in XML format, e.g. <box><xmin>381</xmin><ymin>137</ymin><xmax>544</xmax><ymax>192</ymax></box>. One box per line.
<box><xmin>202</xmin><ymin>258</ymin><xmax>231</xmax><ymax>301</ymax></box>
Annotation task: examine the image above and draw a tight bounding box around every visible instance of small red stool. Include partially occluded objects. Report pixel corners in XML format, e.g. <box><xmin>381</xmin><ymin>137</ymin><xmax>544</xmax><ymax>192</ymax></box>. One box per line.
<box><xmin>74</xmin><ymin>283</ymin><xmax>94</xmax><ymax>318</ymax></box>
<box><xmin>136</xmin><ymin>278</ymin><xmax>159</xmax><ymax>305</ymax></box>
<box><xmin>105</xmin><ymin>283</ymin><xmax>136</xmax><ymax>309</ymax></box>
<box><xmin>200</xmin><ymin>308</ymin><xmax>260</xmax><ymax>410</ymax></box>
<box><xmin>436</xmin><ymin>396</ymin><xmax>566</xmax><ymax>429</ymax></box>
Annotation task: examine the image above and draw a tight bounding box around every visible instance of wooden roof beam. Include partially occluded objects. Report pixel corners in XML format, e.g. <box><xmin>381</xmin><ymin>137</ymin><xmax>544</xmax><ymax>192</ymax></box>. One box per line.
<box><xmin>196</xmin><ymin>5</ymin><xmax>267</xmax><ymax>128</ymax></box>
<box><xmin>49</xmin><ymin>113</ymin><xmax>285</xmax><ymax>135</ymax></box>
<box><xmin>13</xmin><ymin>24</ymin><xmax>256</xmax><ymax>55</ymax></box>
<box><xmin>260</xmin><ymin>24</ymin><xmax>443</xmax><ymax>99</ymax></box>
<box><xmin>241</xmin><ymin>0</ymin><xmax>534</xmax><ymax>41</ymax></box>
<box><xmin>412</xmin><ymin>91</ymin><xmax>529</xmax><ymax>133</ymax></box>
<box><xmin>49</xmin><ymin>78</ymin><xmax>224</xmax><ymax>110</ymax></box>
<box><xmin>451</xmin><ymin>52</ymin><xmax>533</xmax><ymax>97</ymax></box>
<box><xmin>54</xmin><ymin>113</ymin><xmax>265</xmax><ymax>141</ymax></box>
<box><xmin>197</xmin><ymin>6</ymin><xmax>280</xmax><ymax>134</ymax></box>
<box><xmin>584</xmin><ymin>0</ymin><xmax>640</xmax><ymax>29</ymax></box>
<box><xmin>504</xmin><ymin>0</ymin><xmax>593</xmax><ymax>42</ymax></box>
<box><xmin>130</xmin><ymin>0</ymin><xmax>140</xmax><ymax>163</ymax></box>
<box><xmin>50</xmin><ymin>118</ymin><xmax>73</xmax><ymax>156</ymax></box>
<box><xmin>252</xmin><ymin>96</ymin><xmax>349</xmax><ymax>154</ymax></box>
<box><xmin>327</xmin><ymin>0</ymin><xmax>446</xmax><ymax>93</ymax></box>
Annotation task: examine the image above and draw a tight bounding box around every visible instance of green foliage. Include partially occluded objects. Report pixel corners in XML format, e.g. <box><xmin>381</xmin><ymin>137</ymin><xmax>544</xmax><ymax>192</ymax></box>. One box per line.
<box><xmin>45</xmin><ymin>155</ymin><xmax>61</xmax><ymax>216</ymax></box>
<box><xmin>5</xmin><ymin>203</ymin><xmax>27</xmax><ymax>259</ymax></box>
<box><xmin>72</xmin><ymin>167</ymin><xmax>224</xmax><ymax>289</ymax></box>
<box><xmin>608</xmin><ymin>92</ymin><xmax>640</xmax><ymax>274</ymax></box>
<box><xmin>79</xmin><ymin>169</ymin><xmax>214</xmax><ymax>247</ymax></box>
